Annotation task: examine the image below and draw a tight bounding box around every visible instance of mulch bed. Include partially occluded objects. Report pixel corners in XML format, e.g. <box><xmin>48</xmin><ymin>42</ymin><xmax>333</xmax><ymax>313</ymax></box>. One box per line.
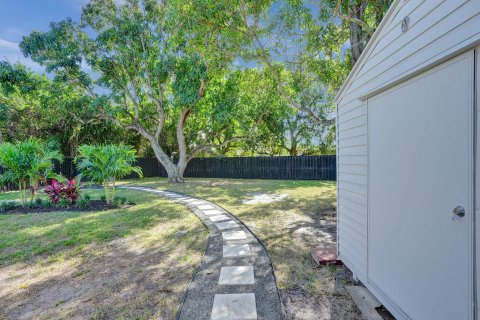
<box><xmin>0</xmin><ymin>200</ymin><xmax>133</xmax><ymax>215</ymax></box>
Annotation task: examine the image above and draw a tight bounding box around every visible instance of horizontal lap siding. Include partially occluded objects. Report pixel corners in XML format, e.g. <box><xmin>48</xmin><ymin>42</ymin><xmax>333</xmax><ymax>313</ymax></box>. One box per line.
<box><xmin>336</xmin><ymin>0</ymin><xmax>480</xmax><ymax>284</ymax></box>
<box><xmin>337</xmin><ymin>96</ymin><xmax>368</xmax><ymax>277</ymax></box>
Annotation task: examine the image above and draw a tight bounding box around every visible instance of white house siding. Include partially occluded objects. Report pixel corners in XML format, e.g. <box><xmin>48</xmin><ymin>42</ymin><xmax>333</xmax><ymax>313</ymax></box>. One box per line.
<box><xmin>337</xmin><ymin>0</ymin><xmax>480</xmax><ymax>284</ymax></box>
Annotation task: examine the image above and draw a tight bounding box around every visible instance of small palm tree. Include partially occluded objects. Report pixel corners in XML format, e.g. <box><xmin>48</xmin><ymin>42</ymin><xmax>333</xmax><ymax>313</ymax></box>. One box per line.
<box><xmin>75</xmin><ymin>144</ymin><xmax>143</xmax><ymax>204</ymax></box>
<box><xmin>0</xmin><ymin>139</ymin><xmax>63</xmax><ymax>206</ymax></box>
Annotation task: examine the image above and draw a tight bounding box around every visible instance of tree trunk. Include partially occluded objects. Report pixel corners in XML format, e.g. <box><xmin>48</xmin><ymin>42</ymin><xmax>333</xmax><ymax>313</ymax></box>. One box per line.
<box><xmin>349</xmin><ymin>1</ymin><xmax>369</xmax><ymax>65</ymax></box>
<box><xmin>148</xmin><ymin>137</ymin><xmax>185</xmax><ymax>183</ymax></box>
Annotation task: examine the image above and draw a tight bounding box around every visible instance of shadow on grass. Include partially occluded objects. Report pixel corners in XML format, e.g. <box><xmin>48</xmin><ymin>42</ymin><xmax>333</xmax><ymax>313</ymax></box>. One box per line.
<box><xmin>0</xmin><ymin>220</ymin><xmax>207</xmax><ymax>320</ymax></box>
<box><xmin>0</xmin><ymin>190</ymin><xmax>186</xmax><ymax>266</ymax></box>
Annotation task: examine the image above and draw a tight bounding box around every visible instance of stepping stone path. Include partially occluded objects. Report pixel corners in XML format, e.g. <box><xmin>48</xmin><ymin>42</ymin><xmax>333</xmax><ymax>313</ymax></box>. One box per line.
<box><xmin>122</xmin><ymin>186</ymin><xmax>285</xmax><ymax>320</ymax></box>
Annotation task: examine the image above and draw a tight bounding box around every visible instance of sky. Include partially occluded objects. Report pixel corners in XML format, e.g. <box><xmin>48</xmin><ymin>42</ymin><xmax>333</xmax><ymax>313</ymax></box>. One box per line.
<box><xmin>0</xmin><ymin>0</ymin><xmax>88</xmax><ymax>73</ymax></box>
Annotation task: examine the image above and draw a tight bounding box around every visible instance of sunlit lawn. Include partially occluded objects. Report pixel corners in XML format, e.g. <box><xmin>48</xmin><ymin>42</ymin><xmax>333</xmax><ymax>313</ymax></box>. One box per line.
<box><xmin>0</xmin><ymin>188</ymin><xmax>208</xmax><ymax>320</ymax></box>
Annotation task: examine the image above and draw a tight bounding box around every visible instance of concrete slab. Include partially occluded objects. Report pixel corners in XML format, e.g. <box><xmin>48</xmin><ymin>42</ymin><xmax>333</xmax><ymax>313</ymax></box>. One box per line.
<box><xmin>223</xmin><ymin>231</ymin><xmax>247</xmax><ymax>241</ymax></box>
<box><xmin>223</xmin><ymin>244</ymin><xmax>251</xmax><ymax>258</ymax></box>
<box><xmin>345</xmin><ymin>286</ymin><xmax>383</xmax><ymax>320</ymax></box>
<box><xmin>203</xmin><ymin>209</ymin><xmax>224</xmax><ymax>216</ymax></box>
<box><xmin>219</xmin><ymin>266</ymin><xmax>254</xmax><ymax>285</ymax></box>
<box><xmin>215</xmin><ymin>221</ymin><xmax>239</xmax><ymax>230</ymax></box>
<box><xmin>191</xmin><ymin>200</ymin><xmax>207</xmax><ymax>205</ymax></box>
<box><xmin>211</xmin><ymin>293</ymin><xmax>257</xmax><ymax>320</ymax></box>
<box><xmin>209</xmin><ymin>215</ymin><xmax>231</xmax><ymax>222</ymax></box>
<box><xmin>198</xmin><ymin>204</ymin><xmax>215</xmax><ymax>210</ymax></box>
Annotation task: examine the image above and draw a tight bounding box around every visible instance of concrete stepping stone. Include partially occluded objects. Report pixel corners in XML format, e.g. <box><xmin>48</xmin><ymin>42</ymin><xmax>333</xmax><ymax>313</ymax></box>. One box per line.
<box><xmin>223</xmin><ymin>230</ymin><xmax>247</xmax><ymax>241</ymax></box>
<box><xmin>121</xmin><ymin>187</ymin><xmax>284</xmax><ymax>320</ymax></box>
<box><xmin>191</xmin><ymin>200</ymin><xmax>207</xmax><ymax>205</ymax></box>
<box><xmin>203</xmin><ymin>209</ymin><xmax>224</xmax><ymax>216</ymax></box>
<box><xmin>215</xmin><ymin>221</ymin><xmax>239</xmax><ymax>230</ymax></box>
<box><xmin>223</xmin><ymin>244</ymin><xmax>251</xmax><ymax>258</ymax></box>
<box><xmin>211</xmin><ymin>293</ymin><xmax>257</xmax><ymax>320</ymax></box>
<box><xmin>219</xmin><ymin>266</ymin><xmax>254</xmax><ymax>285</ymax></box>
<box><xmin>198</xmin><ymin>204</ymin><xmax>215</xmax><ymax>210</ymax></box>
<box><xmin>209</xmin><ymin>215</ymin><xmax>230</xmax><ymax>222</ymax></box>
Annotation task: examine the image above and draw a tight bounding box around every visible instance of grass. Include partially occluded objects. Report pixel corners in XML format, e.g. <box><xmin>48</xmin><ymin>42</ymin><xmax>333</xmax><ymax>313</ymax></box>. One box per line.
<box><xmin>0</xmin><ymin>188</ymin><xmax>208</xmax><ymax>320</ymax></box>
<box><xmin>121</xmin><ymin>178</ymin><xmax>360</xmax><ymax>319</ymax></box>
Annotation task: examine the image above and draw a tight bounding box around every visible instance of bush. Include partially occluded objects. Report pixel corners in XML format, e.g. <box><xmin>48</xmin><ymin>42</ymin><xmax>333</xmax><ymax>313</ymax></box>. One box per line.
<box><xmin>0</xmin><ymin>201</ymin><xmax>16</xmax><ymax>212</ymax></box>
<box><xmin>84</xmin><ymin>194</ymin><xmax>91</xmax><ymax>201</ymax></box>
<box><xmin>44</xmin><ymin>178</ymin><xmax>80</xmax><ymax>205</ymax></box>
<box><xmin>75</xmin><ymin>144</ymin><xmax>142</xmax><ymax>204</ymax></box>
<box><xmin>57</xmin><ymin>198</ymin><xmax>70</xmax><ymax>209</ymax></box>
<box><xmin>41</xmin><ymin>200</ymin><xmax>53</xmax><ymax>208</ymax></box>
<box><xmin>76</xmin><ymin>197</ymin><xmax>91</xmax><ymax>209</ymax></box>
<box><xmin>100</xmin><ymin>194</ymin><xmax>106</xmax><ymax>202</ymax></box>
<box><xmin>26</xmin><ymin>201</ymin><xmax>36</xmax><ymax>209</ymax></box>
<box><xmin>0</xmin><ymin>138</ymin><xmax>63</xmax><ymax>206</ymax></box>
<box><xmin>35</xmin><ymin>197</ymin><xmax>43</xmax><ymax>205</ymax></box>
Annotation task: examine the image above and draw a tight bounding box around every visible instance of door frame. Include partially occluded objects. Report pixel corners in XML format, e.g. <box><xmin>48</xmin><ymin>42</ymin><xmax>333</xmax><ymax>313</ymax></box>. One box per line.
<box><xmin>365</xmin><ymin>49</ymin><xmax>477</xmax><ymax>320</ymax></box>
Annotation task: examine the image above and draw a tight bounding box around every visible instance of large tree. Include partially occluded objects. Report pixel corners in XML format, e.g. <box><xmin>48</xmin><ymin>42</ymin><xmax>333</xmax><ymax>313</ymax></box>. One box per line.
<box><xmin>20</xmin><ymin>0</ymin><xmax>264</xmax><ymax>182</ymax></box>
<box><xmin>187</xmin><ymin>0</ymin><xmax>391</xmax><ymax>118</ymax></box>
<box><xmin>0</xmin><ymin>61</ymin><xmax>132</xmax><ymax>156</ymax></box>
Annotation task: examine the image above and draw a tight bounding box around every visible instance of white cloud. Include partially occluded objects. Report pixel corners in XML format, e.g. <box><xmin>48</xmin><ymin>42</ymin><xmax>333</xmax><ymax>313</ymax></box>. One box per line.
<box><xmin>0</xmin><ymin>38</ymin><xmax>19</xmax><ymax>50</ymax></box>
<box><xmin>0</xmin><ymin>37</ymin><xmax>44</xmax><ymax>72</ymax></box>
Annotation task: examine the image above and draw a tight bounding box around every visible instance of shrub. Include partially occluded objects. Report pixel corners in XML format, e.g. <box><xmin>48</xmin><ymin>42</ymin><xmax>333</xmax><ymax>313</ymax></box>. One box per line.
<box><xmin>76</xmin><ymin>197</ymin><xmax>90</xmax><ymax>209</ymax></box>
<box><xmin>42</xmin><ymin>200</ymin><xmax>53</xmax><ymax>208</ymax></box>
<box><xmin>75</xmin><ymin>145</ymin><xmax>142</xmax><ymax>204</ymax></box>
<box><xmin>0</xmin><ymin>201</ymin><xmax>16</xmax><ymax>212</ymax></box>
<box><xmin>35</xmin><ymin>197</ymin><xmax>43</xmax><ymax>205</ymax></box>
<box><xmin>84</xmin><ymin>194</ymin><xmax>91</xmax><ymax>201</ymax></box>
<box><xmin>0</xmin><ymin>138</ymin><xmax>63</xmax><ymax>206</ymax></box>
<box><xmin>26</xmin><ymin>201</ymin><xmax>36</xmax><ymax>209</ymax></box>
<box><xmin>44</xmin><ymin>178</ymin><xmax>80</xmax><ymax>205</ymax></box>
<box><xmin>61</xmin><ymin>179</ymin><xmax>80</xmax><ymax>204</ymax></box>
<box><xmin>100</xmin><ymin>194</ymin><xmax>106</xmax><ymax>202</ymax></box>
<box><xmin>57</xmin><ymin>198</ymin><xmax>70</xmax><ymax>209</ymax></box>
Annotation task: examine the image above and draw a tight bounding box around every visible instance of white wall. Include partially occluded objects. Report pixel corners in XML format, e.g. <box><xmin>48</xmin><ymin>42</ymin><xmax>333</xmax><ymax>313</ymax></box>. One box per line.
<box><xmin>336</xmin><ymin>0</ymin><xmax>480</xmax><ymax>310</ymax></box>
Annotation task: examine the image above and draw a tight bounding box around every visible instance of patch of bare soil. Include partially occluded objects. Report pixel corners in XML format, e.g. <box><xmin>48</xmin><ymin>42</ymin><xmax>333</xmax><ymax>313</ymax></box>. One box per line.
<box><xmin>0</xmin><ymin>225</ymin><xmax>204</xmax><ymax>320</ymax></box>
<box><xmin>0</xmin><ymin>200</ymin><xmax>132</xmax><ymax>215</ymax></box>
<box><xmin>243</xmin><ymin>192</ymin><xmax>288</xmax><ymax>204</ymax></box>
<box><xmin>282</xmin><ymin>285</ymin><xmax>361</xmax><ymax>320</ymax></box>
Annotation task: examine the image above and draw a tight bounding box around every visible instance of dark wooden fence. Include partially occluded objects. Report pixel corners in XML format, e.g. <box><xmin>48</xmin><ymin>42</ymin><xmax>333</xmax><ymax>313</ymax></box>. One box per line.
<box><xmin>0</xmin><ymin>155</ymin><xmax>336</xmax><ymax>191</ymax></box>
<box><xmin>122</xmin><ymin>155</ymin><xmax>336</xmax><ymax>180</ymax></box>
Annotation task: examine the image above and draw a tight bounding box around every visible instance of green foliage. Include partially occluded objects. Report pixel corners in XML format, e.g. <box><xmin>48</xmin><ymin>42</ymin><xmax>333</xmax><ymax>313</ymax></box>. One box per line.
<box><xmin>0</xmin><ymin>139</ymin><xmax>63</xmax><ymax>206</ymax></box>
<box><xmin>0</xmin><ymin>201</ymin><xmax>16</xmax><ymax>213</ymax></box>
<box><xmin>42</xmin><ymin>199</ymin><xmax>54</xmax><ymax>208</ymax></box>
<box><xmin>57</xmin><ymin>198</ymin><xmax>70</xmax><ymax>209</ymax></box>
<box><xmin>112</xmin><ymin>196</ymin><xmax>129</xmax><ymax>208</ymax></box>
<box><xmin>75</xmin><ymin>144</ymin><xmax>143</xmax><ymax>203</ymax></box>
<box><xmin>76</xmin><ymin>197</ymin><xmax>91</xmax><ymax>209</ymax></box>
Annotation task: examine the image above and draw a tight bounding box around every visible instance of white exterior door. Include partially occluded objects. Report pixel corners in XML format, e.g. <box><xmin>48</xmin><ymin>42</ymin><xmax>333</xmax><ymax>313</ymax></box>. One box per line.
<box><xmin>368</xmin><ymin>51</ymin><xmax>474</xmax><ymax>320</ymax></box>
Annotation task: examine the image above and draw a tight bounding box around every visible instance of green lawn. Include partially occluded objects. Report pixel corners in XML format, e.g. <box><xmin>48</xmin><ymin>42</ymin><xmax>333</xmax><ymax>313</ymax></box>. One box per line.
<box><xmin>0</xmin><ymin>188</ymin><xmax>208</xmax><ymax>320</ymax></box>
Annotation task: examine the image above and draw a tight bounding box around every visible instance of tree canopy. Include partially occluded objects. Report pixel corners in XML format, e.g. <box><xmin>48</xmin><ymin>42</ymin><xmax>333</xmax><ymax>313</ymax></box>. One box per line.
<box><xmin>0</xmin><ymin>0</ymin><xmax>393</xmax><ymax>181</ymax></box>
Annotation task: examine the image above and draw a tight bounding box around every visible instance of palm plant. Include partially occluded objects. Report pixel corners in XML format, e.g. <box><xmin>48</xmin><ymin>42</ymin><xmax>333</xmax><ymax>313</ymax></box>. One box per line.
<box><xmin>0</xmin><ymin>138</ymin><xmax>63</xmax><ymax>206</ymax></box>
<box><xmin>75</xmin><ymin>145</ymin><xmax>143</xmax><ymax>204</ymax></box>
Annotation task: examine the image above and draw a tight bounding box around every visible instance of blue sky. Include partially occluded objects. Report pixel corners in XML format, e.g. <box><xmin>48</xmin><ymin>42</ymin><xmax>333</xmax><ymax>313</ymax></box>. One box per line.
<box><xmin>0</xmin><ymin>0</ymin><xmax>88</xmax><ymax>72</ymax></box>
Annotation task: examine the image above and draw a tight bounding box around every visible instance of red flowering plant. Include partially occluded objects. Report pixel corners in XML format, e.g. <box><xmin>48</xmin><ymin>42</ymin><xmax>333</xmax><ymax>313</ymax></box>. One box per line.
<box><xmin>44</xmin><ymin>179</ymin><xmax>62</xmax><ymax>204</ymax></box>
<box><xmin>44</xmin><ymin>178</ymin><xmax>80</xmax><ymax>205</ymax></box>
<box><xmin>61</xmin><ymin>179</ymin><xmax>80</xmax><ymax>204</ymax></box>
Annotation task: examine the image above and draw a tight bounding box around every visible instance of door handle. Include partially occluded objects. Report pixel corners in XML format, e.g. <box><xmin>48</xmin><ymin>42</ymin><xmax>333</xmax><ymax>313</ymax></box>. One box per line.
<box><xmin>452</xmin><ymin>206</ymin><xmax>465</xmax><ymax>217</ymax></box>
